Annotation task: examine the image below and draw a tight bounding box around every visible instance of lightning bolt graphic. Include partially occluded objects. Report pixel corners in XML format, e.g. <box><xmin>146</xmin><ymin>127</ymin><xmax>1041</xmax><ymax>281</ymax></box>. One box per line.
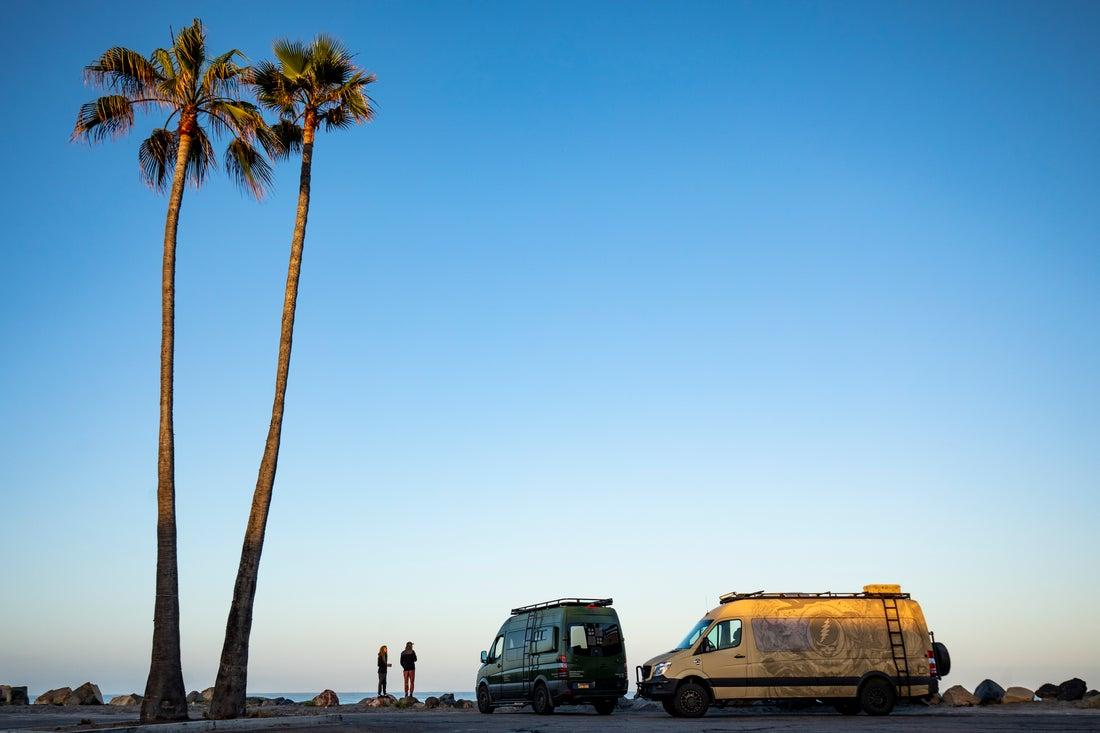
<box><xmin>819</xmin><ymin>618</ymin><xmax>832</xmax><ymax>643</ymax></box>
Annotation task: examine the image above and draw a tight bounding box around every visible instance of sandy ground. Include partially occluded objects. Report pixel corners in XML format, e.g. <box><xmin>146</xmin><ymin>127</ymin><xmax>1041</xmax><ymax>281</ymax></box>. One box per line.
<box><xmin>3</xmin><ymin>702</ymin><xmax>1100</xmax><ymax>733</ymax></box>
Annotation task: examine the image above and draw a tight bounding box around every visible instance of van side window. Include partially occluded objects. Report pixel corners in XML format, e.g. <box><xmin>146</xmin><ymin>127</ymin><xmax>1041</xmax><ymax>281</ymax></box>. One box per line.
<box><xmin>700</xmin><ymin>620</ymin><xmax>742</xmax><ymax>652</ymax></box>
<box><xmin>529</xmin><ymin>625</ymin><xmax>558</xmax><ymax>654</ymax></box>
<box><xmin>504</xmin><ymin>629</ymin><xmax>525</xmax><ymax>661</ymax></box>
<box><xmin>489</xmin><ymin>635</ymin><xmax>504</xmax><ymax>661</ymax></box>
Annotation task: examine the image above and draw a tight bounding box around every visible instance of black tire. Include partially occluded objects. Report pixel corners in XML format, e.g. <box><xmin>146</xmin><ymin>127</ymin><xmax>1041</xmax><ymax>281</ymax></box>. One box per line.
<box><xmin>532</xmin><ymin>683</ymin><xmax>554</xmax><ymax>715</ymax></box>
<box><xmin>933</xmin><ymin>642</ymin><xmax>951</xmax><ymax>677</ymax></box>
<box><xmin>834</xmin><ymin>699</ymin><xmax>860</xmax><ymax>715</ymax></box>
<box><xmin>476</xmin><ymin>684</ymin><xmax>494</xmax><ymax>714</ymax></box>
<box><xmin>593</xmin><ymin>699</ymin><xmax>616</xmax><ymax>715</ymax></box>
<box><xmin>859</xmin><ymin>677</ymin><xmax>896</xmax><ymax>716</ymax></box>
<box><xmin>672</xmin><ymin>681</ymin><xmax>710</xmax><ymax>718</ymax></box>
<box><xmin>661</xmin><ymin>699</ymin><xmax>681</xmax><ymax>717</ymax></box>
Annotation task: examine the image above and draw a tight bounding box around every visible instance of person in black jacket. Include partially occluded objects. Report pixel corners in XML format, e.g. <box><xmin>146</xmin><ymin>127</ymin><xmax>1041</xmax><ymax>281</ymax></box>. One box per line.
<box><xmin>376</xmin><ymin>645</ymin><xmax>392</xmax><ymax>697</ymax></box>
<box><xmin>400</xmin><ymin>641</ymin><xmax>417</xmax><ymax>698</ymax></box>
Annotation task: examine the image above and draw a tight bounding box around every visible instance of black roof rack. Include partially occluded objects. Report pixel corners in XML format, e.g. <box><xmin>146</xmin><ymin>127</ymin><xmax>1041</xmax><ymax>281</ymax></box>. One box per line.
<box><xmin>719</xmin><ymin>590</ymin><xmax>910</xmax><ymax>604</ymax></box>
<box><xmin>510</xmin><ymin>598</ymin><xmax>613</xmax><ymax>615</ymax></box>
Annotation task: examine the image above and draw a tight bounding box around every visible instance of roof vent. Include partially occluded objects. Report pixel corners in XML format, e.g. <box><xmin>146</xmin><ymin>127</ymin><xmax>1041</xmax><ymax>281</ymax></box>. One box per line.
<box><xmin>863</xmin><ymin>584</ymin><xmax>902</xmax><ymax>594</ymax></box>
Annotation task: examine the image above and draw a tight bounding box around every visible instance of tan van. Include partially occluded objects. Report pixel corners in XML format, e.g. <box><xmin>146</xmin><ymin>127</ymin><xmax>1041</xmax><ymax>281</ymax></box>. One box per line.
<box><xmin>636</xmin><ymin>584</ymin><xmax>950</xmax><ymax>717</ymax></box>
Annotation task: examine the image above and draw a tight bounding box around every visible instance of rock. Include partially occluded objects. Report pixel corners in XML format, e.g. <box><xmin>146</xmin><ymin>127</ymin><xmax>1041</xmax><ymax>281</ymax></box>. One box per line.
<box><xmin>1086</xmin><ymin>690</ymin><xmax>1099</xmax><ymax>699</ymax></box>
<box><xmin>617</xmin><ymin>697</ymin><xmax>634</xmax><ymax>709</ymax></box>
<box><xmin>245</xmin><ymin>697</ymin><xmax>267</xmax><ymax>706</ymax></box>
<box><xmin>454</xmin><ymin>699</ymin><xmax>474</xmax><ymax>709</ymax></box>
<box><xmin>424</xmin><ymin>696</ymin><xmax>439</xmax><ymax>709</ymax></box>
<box><xmin>64</xmin><ymin>683</ymin><xmax>104</xmax><ymax>706</ymax></box>
<box><xmin>1002</xmin><ymin>687</ymin><xmax>1034</xmax><ymax>704</ymax></box>
<box><xmin>360</xmin><ymin>695</ymin><xmax>396</xmax><ymax>708</ymax></box>
<box><xmin>1</xmin><ymin>686</ymin><xmax>30</xmax><ymax>706</ymax></box>
<box><xmin>35</xmin><ymin>687</ymin><xmax>72</xmax><ymax>705</ymax></box>
<box><xmin>1079</xmin><ymin>695</ymin><xmax>1100</xmax><ymax>710</ymax></box>
<box><xmin>974</xmin><ymin>679</ymin><xmax>1005</xmax><ymax>705</ymax></box>
<box><xmin>394</xmin><ymin>696</ymin><xmax>420</xmax><ymax>709</ymax></box>
<box><xmin>942</xmin><ymin>685</ymin><xmax>977</xmax><ymax>706</ymax></box>
<box><xmin>1058</xmin><ymin>678</ymin><xmax>1087</xmax><ymax>701</ymax></box>
<box><xmin>926</xmin><ymin>693</ymin><xmax>942</xmax><ymax>705</ymax></box>
<box><xmin>201</xmin><ymin>687</ymin><xmax>215</xmax><ymax>703</ymax></box>
<box><xmin>634</xmin><ymin>702</ymin><xmax>658</xmax><ymax>711</ymax></box>
<box><xmin>261</xmin><ymin>697</ymin><xmax>295</xmax><ymax>706</ymax></box>
<box><xmin>108</xmin><ymin>694</ymin><xmax>142</xmax><ymax>707</ymax></box>
<box><xmin>311</xmin><ymin>690</ymin><xmax>339</xmax><ymax>707</ymax></box>
<box><xmin>186</xmin><ymin>691</ymin><xmax>203</xmax><ymax>704</ymax></box>
<box><xmin>437</xmin><ymin>693</ymin><xmax>455</xmax><ymax>706</ymax></box>
<box><xmin>1036</xmin><ymin>683</ymin><xmax>1060</xmax><ymax>700</ymax></box>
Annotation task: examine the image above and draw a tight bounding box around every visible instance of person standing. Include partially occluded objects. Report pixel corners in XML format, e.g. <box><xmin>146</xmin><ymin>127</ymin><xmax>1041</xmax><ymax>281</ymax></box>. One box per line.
<box><xmin>400</xmin><ymin>641</ymin><xmax>417</xmax><ymax>698</ymax></box>
<box><xmin>376</xmin><ymin>645</ymin><xmax>392</xmax><ymax>697</ymax></box>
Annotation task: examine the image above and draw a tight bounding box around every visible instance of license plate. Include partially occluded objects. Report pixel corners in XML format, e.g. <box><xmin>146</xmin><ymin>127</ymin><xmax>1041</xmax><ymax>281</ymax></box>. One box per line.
<box><xmin>574</xmin><ymin>682</ymin><xmax>592</xmax><ymax>689</ymax></box>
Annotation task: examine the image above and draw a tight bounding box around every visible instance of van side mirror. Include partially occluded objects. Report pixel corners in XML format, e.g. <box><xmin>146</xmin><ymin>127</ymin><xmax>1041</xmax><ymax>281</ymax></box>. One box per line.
<box><xmin>480</xmin><ymin>650</ymin><xmax>488</xmax><ymax>663</ymax></box>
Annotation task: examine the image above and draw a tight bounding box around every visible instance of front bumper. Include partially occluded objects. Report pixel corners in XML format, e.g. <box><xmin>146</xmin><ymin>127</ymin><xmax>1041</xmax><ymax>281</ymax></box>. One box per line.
<box><xmin>636</xmin><ymin>676</ymin><xmax>676</xmax><ymax>700</ymax></box>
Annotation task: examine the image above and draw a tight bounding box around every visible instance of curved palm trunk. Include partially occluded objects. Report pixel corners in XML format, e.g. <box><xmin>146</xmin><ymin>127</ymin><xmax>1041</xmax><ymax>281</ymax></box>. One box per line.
<box><xmin>210</xmin><ymin>125</ymin><xmax>316</xmax><ymax>720</ymax></box>
<box><xmin>140</xmin><ymin>131</ymin><xmax>193</xmax><ymax>723</ymax></box>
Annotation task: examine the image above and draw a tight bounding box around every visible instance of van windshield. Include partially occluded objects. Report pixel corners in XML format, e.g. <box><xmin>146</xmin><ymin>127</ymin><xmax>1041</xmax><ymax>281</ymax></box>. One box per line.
<box><xmin>675</xmin><ymin>618</ymin><xmax>711</xmax><ymax>650</ymax></box>
<box><xmin>569</xmin><ymin>622</ymin><xmax>623</xmax><ymax>657</ymax></box>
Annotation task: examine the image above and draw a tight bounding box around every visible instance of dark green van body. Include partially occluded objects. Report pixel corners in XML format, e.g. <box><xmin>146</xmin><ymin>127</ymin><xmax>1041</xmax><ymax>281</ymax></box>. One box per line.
<box><xmin>475</xmin><ymin>599</ymin><xmax>628</xmax><ymax>712</ymax></box>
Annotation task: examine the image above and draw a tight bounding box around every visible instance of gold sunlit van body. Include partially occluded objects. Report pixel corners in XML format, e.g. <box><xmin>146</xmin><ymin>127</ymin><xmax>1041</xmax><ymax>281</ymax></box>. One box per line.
<box><xmin>637</xmin><ymin>585</ymin><xmax>949</xmax><ymax>717</ymax></box>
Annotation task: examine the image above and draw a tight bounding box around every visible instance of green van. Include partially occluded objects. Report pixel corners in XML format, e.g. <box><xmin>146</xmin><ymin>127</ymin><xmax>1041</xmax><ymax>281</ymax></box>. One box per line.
<box><xmin>475</xmin><ymin>598</ymin><xmax>629</xmax><ymax>715</ymax></box>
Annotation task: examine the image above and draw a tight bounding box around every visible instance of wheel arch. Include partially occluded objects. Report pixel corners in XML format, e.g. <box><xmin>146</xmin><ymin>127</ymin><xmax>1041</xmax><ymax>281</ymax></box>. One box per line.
<box><xmin>676</xmin><ymin>675</ymin><xmax>714</xmax><ymax>700</ymax></box>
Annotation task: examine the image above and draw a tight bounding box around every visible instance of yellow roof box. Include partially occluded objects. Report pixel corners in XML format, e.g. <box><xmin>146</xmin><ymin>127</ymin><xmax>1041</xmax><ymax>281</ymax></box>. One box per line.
<box><xmin>863</xmin><ymin>583</ymin><xmax>902</xmax><ymax>594</ymax></box>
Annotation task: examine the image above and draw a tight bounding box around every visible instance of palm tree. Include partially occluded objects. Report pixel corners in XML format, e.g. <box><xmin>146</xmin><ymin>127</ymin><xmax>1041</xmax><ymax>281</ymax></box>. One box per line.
<box><xmin>72</xmin><ymin>19</ymin><xmax>278</xmax><ymax>723</ymax></box>
<box><xmin>209</xmin><ymin>36</ymin><xmax>375</xmax><ymax>720</ymax></box>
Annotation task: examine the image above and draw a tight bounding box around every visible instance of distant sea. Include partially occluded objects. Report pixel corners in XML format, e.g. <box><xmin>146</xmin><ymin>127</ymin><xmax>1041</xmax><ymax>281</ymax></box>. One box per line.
<box><xmin>249</xmin><ymin>691</ymin><xmax>477</xmax><ymax>703</ymax></box>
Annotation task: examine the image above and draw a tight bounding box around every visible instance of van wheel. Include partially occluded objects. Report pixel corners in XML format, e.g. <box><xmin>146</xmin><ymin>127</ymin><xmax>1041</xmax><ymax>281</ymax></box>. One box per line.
<box><xmin>593</xmin><ymin>699</ymin><xmax>616</xmax><ymax>715</ymax></box>
<box><xmin>673</xmin><ymin>681</ymin><xmax>710</xmax><ymax>718</ymax></box>
<box><xmin>859</xmin><ymin>678</ymin><xmax>896</xmax><ymax>716</ymax></box>
<box><xmin>661</xmin><ymin>699</ymin><xmax>681</xmax><ymax>717</ymax></box>
<box><xmin>476</xmin><ymin>684</ymin><xmax>494</xmax><ymax>714</ymax></box>
<box><xmin>834</xmin><ymin>700</ymin><xmax>860</xmax><ymax>715</ymax></box>
<box><xmin>532</xmin><ymin>683</ymin><xmax>554</xmax><ymax>715</ymax></box>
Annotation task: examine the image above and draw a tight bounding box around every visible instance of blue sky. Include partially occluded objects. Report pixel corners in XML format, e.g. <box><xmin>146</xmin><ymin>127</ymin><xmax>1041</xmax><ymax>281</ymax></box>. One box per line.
<box><xmin>1</xmin><ymin>0</ymin><xmax>1098</xmax><ymax>696</ymax></box>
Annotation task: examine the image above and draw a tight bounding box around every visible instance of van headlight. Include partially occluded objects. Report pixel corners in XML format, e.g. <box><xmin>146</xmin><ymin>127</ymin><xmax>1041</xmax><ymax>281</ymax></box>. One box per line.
<box><xmin>652</xmin><ymin>662</ymin><xmax>672</xmax><ymax>678</ymax></box>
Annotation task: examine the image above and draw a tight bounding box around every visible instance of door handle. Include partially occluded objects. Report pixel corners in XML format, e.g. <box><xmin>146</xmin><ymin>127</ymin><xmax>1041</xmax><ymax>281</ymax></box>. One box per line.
<box><xmin>734</xmin><ymin>654</ymin><xmax>746</xmax><ymax>659</ymax></box>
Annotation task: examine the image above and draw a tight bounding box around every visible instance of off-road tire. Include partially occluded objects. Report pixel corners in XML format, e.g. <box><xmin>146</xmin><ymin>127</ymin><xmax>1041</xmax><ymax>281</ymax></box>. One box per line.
<box><xmin>933</xmin><ymin>641</ymin><xmax>951</xmax><ymax>677</ymax></box>
<box><xmin>532</xmin><ymin>683</ymin><xmax>554</xmax><ymax>715</ymax></box>
<box><xmin>661</xmin><ymin>699</ymin><xmax>680</xmax><ymax>717</ymax></box>
<box><xmin>834</xmin><ymin>699</ymin><xmax>860</xmax><ymax>715</ymax></box>
<box><xmin>593</xmin><ymin>699</ymin><xmax>616</xmax><ymax>715</ymax></box>
<box><xmin>672</xmin><ymin>681</ymin><xmax>710</xmax><ymax>718</ymax></box>
<box><xmin>859</xmin><ymin>678</ymin><xmax>896</xmax><ymax>716</ymax></box>
<box><xmin>476</xmin><ymin>684</ymin><xmax>494</xmax><ymax>714</ymax></box>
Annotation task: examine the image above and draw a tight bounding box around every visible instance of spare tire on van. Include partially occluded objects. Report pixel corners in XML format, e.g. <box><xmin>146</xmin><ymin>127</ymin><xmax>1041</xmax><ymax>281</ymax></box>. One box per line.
<box><xmin>933</xmin><ymin>641</ymin><xmax>951</xmax><ymax>677</ymax></box>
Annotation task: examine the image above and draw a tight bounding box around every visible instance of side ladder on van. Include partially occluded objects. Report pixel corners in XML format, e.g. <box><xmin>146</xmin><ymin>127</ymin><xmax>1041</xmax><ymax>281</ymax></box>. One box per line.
<box><xmin>520</xmin><ymin>610</ymin><xmax>540</xmax><ymax>700</ymax></box>
<box><xmin>881</xmin><ymin>597</ymin><xmax>912</xmax><ymax>698</ymax></box>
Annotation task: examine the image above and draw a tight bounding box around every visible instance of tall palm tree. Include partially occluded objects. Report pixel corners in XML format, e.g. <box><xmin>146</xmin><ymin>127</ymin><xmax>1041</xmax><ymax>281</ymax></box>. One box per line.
<box><xmin>72</xmin><ymin>19</ymin><xmax>278</xmax><ymax>723</ymax></box>
<box><xmin>209</xmin><ymin>36</ymin><xmax>375</xmax><ymax>720</ymax></box>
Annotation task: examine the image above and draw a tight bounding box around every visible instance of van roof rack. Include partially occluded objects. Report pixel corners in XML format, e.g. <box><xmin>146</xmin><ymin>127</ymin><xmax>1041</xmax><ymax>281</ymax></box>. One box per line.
<box><xmin>510</xmin><ymin>598</ymin><xmax>613</xmax><ymax>615</ymax></box>
<box><xmin>719</xmin><ymin>589</ymin><xmax>910</xmax><ymax>604</ymax></box>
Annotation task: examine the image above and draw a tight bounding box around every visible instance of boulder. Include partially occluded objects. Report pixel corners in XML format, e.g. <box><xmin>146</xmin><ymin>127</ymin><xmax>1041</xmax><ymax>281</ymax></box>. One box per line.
<box><xmin>64</xmin><ymin>683</ymin><xmax>103</xmax><ymax>706</ymax></box>
<box><xmin>1036</xmin><ymin>683</ymin><xmax>1060</xmax><ymax>700</ymax></box>
<box><xmin>974</xmin><ymin>679</ymin><xmax>1005</xmax><ymax>705</ymax></box>
<box><xmin>424</xmin><ymin>696</ymin><xmax>439</xmax><ymax>709</ymax></box>
<box><xmin>617</xmin><ymin>697</ymin><xmax>634</xmax><ymax>709</ymax></box>
<box><xmin>926</xmin><ymin>693</ymin><xmax>942</xmax><ymax>705</ymax></box>
<box><xmin>1</xmin><ymin>686</ymin><xmax>30</xmax><ymax>706</ymax></box>
<box><xmin>437</xmin><ymin>693</ymin><xmax>455</xmax><ymax>706</ymax></box>
<box><xmin>360</xmin><ymin>695</ymin><xmax>396</xmax><ymax>708</ymax></box>
<box><xmin>35</xmin><ymin>687</ymin><xmax>72</xmax><ymax>705</ymax></box>
<box><xmin>186</xmin><ymin>691</ymin><xmax>204</xmax><ymax>704</ymax></box>
<box><xmin>1058</xmin><ymin>678</ymin><xmax>1087</xmax><ymax>701</ymax></box>
<box><xmin>311</xmin><ymin>690</ymin><xmax>339</xmax><ymax>707</ymax></box>
<box><xmin>261</xmin><ymin>697</ymin><xmax>295</xmax><ymax>706</ymax></box>
<box><xmin>108</xmin><ymin>694</ymin><xmax>142</xmax><ymax>707</ymax></box>
<box><xmin>454</xmin><ymin>699</ymin><xmax>473</xmax><ymax>709</ymax></box>
<box><xmin>1002</xmin><ymin>687</ymin><xmax>1034</xmax><ymax>704</ymax></box>
<box><xmin>394</xmin><ymin>696</ymin><xmax>419</xmax><ymax>709</ymax></box>
<box><xmin>634</xmin><ymin>702</ymin><xmax>658</xmax><ymax>711</ymax></box>
<box><xmin>1079</xmin><ymin>695</ymin><xmax>1100</xmax><ymax>710</ymax></box>
<box><xmin>942</xmin><ymin>685</ymin><xmax>977</xmax><ymax>707</ymax></box>
<box><xmin>1086</xmin><ymin>690</ymin><xmax>1099</xmax><ymax>699</ymax></box>
<box><xmin>201</xmin><ymin>687</ymin><xmax>215</xmax><ymax>703</ymax></box>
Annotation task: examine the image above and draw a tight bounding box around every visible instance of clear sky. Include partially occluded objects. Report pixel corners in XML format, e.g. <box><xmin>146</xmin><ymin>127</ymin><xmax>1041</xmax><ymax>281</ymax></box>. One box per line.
<box><xmin>1</xmin><ymin>0</ymin><xmax>1098</xmax><ymax>698</ymax></box>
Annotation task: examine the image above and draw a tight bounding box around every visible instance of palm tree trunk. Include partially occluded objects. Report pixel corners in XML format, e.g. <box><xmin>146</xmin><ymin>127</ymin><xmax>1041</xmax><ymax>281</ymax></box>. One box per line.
<box><xmin>140</xmin><ymin>131</ymin><xmax>192</xmax><ymax>724</ymax></box>
<box><xmin>210</xmin><ymin>124</ymin><xmax>316</xmax><ymax>720</ymax></box>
